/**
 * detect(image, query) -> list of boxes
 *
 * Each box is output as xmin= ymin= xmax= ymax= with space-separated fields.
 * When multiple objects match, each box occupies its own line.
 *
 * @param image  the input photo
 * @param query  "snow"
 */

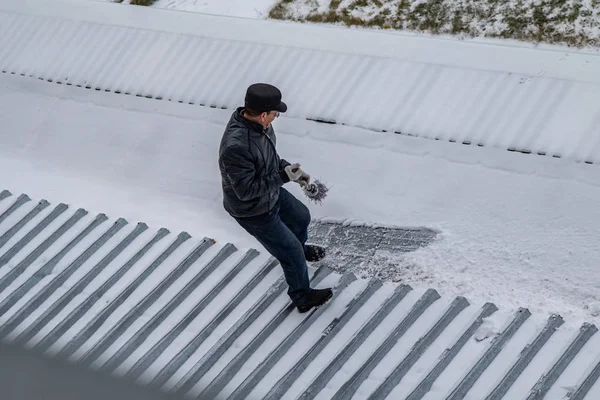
xmin=283 ymin=283 xmax=396 ymax=399
xmin=420 ymin=308 xmax=515 ymax=399
xmin=67 ymin=238 xmax=201 ymax=361
xmin=1 ymin=72 xmax=600 ymax=333
xmin=545 ymin=332 xmax=600 ymax=399
xmin=25 ymin=228 xmax=160 ymax=347
xmin=500 ymin=324 xmax=581 ymax=398
xmin=211 ymin=272 xmax=343 ymax=400
xmin=464 ymin=315 xmax=546 ymax=399
xmin=7 ymin=0 xmax=600 ymax=79
xmin=385 ymin=303 xmax=485 ymax=399
xmin=18 ymin=222 xmax=140 ymax=346
xmin=352 ymin=295 xmax=453 ymax=399
xmin=270 ymin=0 xmax=600 ymax=48
xmin=246 ymin=279 xmax=369 ymax=399
xmin=90 ymin=0 xmax=600 ymax=52
xmin=584 ymin=363 xmax=600 ymax=399
xmin=314 ymin=289 xmax=426 ymax=399
xmin=0 ymin=202 xmax=56 ymax=281
xmin=0 ymin=212 xmax=98 ymax=300
xmin=129 ymin=252 xmax=276 ymax=383
xmin=89 ymin=243 xmax=226 ymax=369
xmin=2 ymin=0 xmax=600 ymax=389
xmin=117 ymin=245 xmax=238 ymax=369
xmin=142 ymin=264 xmax=282 ymax=386
xmin=0 ymin=214 xmax=119 ymax=337
xmin=44 ymin=229 xmax=180 ymax=356
xmin=113 ymin=249 xmax=248 ymax=375
xmin=0 ymin=201 xmax=37 ymax=240
xmin=148 ymin=0 xmax=278 ymax=19
xmin=0 ymin=203 xmax=59 ymax=267
xmin=4 ymin=0 xmax=600 ymax=162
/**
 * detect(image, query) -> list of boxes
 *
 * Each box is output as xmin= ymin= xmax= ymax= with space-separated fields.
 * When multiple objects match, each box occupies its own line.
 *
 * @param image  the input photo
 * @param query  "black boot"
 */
xmin=297 ymin=288 xmax=333 ymax=313
xmin=304 ymin=244 xmax=326 ymax=262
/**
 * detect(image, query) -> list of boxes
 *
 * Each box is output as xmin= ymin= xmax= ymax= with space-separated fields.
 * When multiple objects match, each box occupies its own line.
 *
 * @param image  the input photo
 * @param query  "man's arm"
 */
xmin=279 ymin=158 xmax=291 ymax=170
xmin=222 ymin=146 xmax=290 ymax=201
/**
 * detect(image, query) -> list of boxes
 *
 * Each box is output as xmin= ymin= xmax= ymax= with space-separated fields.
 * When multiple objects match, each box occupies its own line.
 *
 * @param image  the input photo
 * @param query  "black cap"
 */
xmin=244 ymin=83 xmax=287 ymax=113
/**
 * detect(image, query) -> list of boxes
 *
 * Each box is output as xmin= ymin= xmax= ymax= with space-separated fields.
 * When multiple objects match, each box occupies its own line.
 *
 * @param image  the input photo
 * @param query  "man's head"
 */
xmin=243 ymin=83 xmax=287 ymax=129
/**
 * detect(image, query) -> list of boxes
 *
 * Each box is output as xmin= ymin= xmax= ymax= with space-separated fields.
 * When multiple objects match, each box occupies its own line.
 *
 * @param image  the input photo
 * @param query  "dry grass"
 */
xmin=268 ymin=0 xmax=600 ymax=48
xmin=129 ymin=0 xmax=157 ymax=6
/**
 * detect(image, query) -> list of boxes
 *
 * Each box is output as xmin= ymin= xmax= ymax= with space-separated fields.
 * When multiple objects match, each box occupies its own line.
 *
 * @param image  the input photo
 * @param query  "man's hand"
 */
xmin=284 ymin=163 xmax=311 ymax=187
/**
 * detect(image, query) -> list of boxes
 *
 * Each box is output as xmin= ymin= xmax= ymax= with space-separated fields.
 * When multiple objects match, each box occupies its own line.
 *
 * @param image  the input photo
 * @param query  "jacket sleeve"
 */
xmin=279 ymin=158 xmax=291 ymax=170
xmin=222 ymin=146 xmax=290 ymax=201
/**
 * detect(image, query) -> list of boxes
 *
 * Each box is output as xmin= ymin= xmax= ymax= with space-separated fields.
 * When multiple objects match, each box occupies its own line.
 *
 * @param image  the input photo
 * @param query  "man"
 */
xmin=218 ymin=83 xmax=333 ymax=313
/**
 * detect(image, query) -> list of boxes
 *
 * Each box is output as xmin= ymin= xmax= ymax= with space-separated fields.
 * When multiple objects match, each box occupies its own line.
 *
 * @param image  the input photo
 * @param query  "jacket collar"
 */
xmin=235 ymin=107 xmax=268 ymax=134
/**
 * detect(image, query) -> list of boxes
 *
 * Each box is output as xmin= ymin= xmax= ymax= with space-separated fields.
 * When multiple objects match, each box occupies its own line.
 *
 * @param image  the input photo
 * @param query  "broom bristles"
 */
xmin=303 ymin=179 xmax=329 ymax=204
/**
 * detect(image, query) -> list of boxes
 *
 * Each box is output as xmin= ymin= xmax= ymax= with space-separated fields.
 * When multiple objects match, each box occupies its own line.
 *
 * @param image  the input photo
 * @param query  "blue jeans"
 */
xmin=235 ymin=188 xmax=311 ymax=305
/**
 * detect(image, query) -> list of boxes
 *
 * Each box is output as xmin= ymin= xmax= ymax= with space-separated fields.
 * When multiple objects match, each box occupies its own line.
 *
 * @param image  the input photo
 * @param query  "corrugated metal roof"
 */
xmin=1 ymin=0 xmax=600 ymax=163
xmin=1 ymin=189 xmax=599 ymax=399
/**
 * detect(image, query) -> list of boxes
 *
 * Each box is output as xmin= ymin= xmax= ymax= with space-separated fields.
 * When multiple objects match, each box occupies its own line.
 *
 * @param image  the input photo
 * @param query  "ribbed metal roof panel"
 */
xmin=1 ymin=0 xmax=600 ymax=163
xmin=0 ymin=190 xmax=599 ymax=399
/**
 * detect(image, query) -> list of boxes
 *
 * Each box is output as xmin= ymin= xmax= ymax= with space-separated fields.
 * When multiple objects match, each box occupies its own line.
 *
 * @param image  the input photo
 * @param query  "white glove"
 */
xmin=284 ymin=163 xmax=311 ymax=187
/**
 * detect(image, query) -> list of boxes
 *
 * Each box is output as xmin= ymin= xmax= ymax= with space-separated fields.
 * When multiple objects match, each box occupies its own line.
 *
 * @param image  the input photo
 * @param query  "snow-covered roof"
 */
xmin=1 ymin=0 xmax=600 ymax=163
xmin=2 ymin=1 xmax=600 ymax=398
xmin=0 ymin=189 xmax=599 ymax=399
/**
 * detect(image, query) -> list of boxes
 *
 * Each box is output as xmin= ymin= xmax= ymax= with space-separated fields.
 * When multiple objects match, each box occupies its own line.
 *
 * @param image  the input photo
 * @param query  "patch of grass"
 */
xmin=307 ymin=9 xmax=367 ymax=25
xmin=268 ymin=0 xmax=600 ymax=48
xmin=348 ymin=0 xmax=370 ymax=10
xmin=503 ymin=0 xmax=531 ymax=40
xmin=407 ymin=0 xmax=449 ymax=33
xmin=130 ymin=0 xmax=157 ymax=5
xmin=330 ymin=0 xmax=343 ymax=10
xmin=371 ymin=8 xmax=392 ymax=28
xmin=269 ymin=3 xmax=289 ymax=19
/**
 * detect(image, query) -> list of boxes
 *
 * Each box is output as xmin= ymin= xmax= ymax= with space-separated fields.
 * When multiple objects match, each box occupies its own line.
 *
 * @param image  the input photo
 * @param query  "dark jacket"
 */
xmin=219 ymin=107 xmax=291 ymax=218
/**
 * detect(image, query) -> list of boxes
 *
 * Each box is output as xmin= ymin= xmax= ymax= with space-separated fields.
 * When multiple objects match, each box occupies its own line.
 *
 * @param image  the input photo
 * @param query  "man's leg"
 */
xmin=277 ymin=187 xmax=310 ymax=246
xmin=278 ymin=187 xmax=325 ymax=262
xmin=235 ymin=209 xmax=310 ymax=306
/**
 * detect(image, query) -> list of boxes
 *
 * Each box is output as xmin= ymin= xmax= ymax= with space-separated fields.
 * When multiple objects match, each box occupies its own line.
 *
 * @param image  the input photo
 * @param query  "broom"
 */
xmin=301 ymin=179 xmax=329 ymax=204
xmin=289 ymin=164 xmax=329 ymax=204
